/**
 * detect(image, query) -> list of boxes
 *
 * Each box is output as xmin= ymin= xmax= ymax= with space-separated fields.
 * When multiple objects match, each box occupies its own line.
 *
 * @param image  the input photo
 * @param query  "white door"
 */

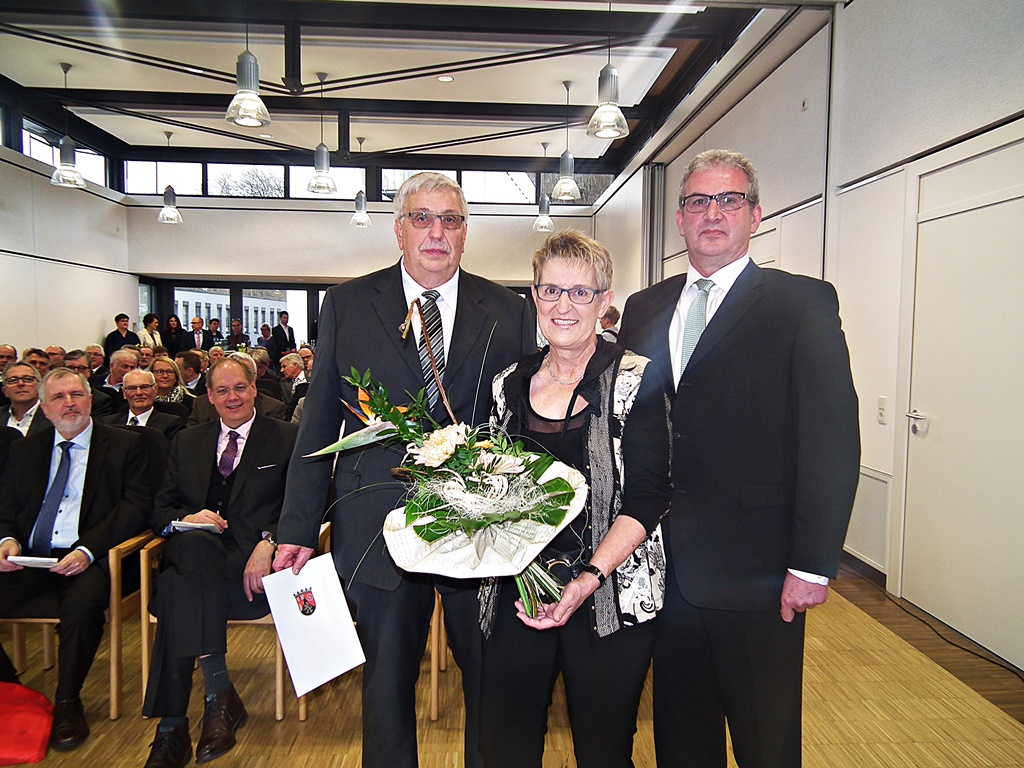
xmin=901 ymin=194 xmax=1024 ymax=668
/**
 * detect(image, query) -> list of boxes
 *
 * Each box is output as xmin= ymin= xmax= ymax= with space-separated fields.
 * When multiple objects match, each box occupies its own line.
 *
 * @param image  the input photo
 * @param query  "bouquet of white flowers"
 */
xmin=309 ymin=369 xmax=588 ymax=616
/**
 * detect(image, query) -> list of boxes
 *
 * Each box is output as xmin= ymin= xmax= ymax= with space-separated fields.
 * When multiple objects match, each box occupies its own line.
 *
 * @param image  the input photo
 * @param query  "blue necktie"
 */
xmin=31 ymin=441 xmax=74 ymax=557
xmin=679 ymin=278 xmax=714 ymax=379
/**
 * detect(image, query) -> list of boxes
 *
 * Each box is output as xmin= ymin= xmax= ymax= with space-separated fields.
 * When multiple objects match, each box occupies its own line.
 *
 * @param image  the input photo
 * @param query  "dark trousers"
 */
xmin=347 ymin=576 xmax=483 ymax=768
xmin=0 ymin=559 xmax=109 ymax=700
xmin=653 ymin=548 xmax=805 ymax=768
xmin=479 ymin=582 xmax=656 ymax=768
xmin=142 ymin=532 xmax=268 ymax=718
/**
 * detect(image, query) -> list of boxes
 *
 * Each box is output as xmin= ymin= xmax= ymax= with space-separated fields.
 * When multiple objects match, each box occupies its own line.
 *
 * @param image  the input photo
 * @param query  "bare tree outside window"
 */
xmin=209 ymin=164 xmax=285 ymax=197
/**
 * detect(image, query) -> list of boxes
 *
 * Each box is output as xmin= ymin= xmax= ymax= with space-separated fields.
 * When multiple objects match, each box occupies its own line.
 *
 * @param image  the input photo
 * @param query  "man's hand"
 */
xmin=183 ymin=509 xmax=229 ymax=533
xmin=51 ymin=549 xmax=91 ymax=577
xmin=0 ymin=540 xmax=23 ymax=572
xmin=243 ymin=540 xmax=276 ymax=601
xmin=272 ymin=544 xmax=314 ymax=575
xmin=780 ymin=571 xmax=829 ymax=622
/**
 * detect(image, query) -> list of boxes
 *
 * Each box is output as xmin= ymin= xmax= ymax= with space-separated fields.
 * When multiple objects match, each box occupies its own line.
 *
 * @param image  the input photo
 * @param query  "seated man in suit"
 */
xmin=141 ymin=357 xmax=299 ymax=768
xmin=1 ymin=362 xmax=48 ymax=436
xmin=249 ymin=347 xmax=282 ymax=401
xmin=92 ymin=349 xmax=139 ymax=412
xmin=0 ymin=345 xmax=16 ymax=408
xmin=85 ymin=345 xmax=108 ymax=382
xmin=21 ymin=348 xmax=51 ymax=377
xmin=297 ymin=344 xmax=314 ymax=381
xmin=176 ymin=351 xmax=206 ymax=396
xmin=101 ymin=369 xmax=184 ymax=442
xmin=46 ymin=346 xmax=67 ymax=369
xmin=64 ymin=350 xmax=115 ymax=417
xmin=0 ymin=368 xmax=149 ymax=751
xmin=187 ymin=353 xmax=286 ymax=427
xmin=277 ymin=353 xmax=308 ymax=421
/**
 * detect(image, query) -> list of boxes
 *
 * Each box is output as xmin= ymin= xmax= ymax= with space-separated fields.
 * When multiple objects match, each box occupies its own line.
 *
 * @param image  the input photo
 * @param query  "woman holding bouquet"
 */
xmin=479 ymin=230 xmax=671 ymax=767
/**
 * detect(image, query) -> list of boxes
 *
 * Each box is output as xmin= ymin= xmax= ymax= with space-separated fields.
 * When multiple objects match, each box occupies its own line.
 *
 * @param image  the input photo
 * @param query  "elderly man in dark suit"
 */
xmin=101 ymin=369 xmax=184 ymax=441
xmin=0 ymin=368 xmax=149 ymax=751
xmin=273 ymin=172 xmax=535 ymax=768
xmin=64 ymin=351 xmax=115 ymax=417
xmin=619 ymin=149 xmax=860 ymax=768
xmin=141 ymin=356 xmax=298 ymax=768
xmin=1 ymin=362 xmax=49 ymax=436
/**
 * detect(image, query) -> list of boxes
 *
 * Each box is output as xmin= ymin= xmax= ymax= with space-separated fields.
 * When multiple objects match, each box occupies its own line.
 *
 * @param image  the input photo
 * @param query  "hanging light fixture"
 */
xmin=533 ymin=143 xmax=555 ymax=232
xmin=157 ymin=132 xmax=182 ymax=223
xmin=587 ymin=2 xmax=629 ymax=140
xmin=308 ymin=72 xmax=337 ymax=194
xmin=225 ymin=24 xmax=271 ymax=127
xmin=349 ymin=138 xmax=372 ymax=228
xmin=550 ymin=81 xmax=581 ymax=202
xmin=50 ymin=63 xmax=86 ymax=189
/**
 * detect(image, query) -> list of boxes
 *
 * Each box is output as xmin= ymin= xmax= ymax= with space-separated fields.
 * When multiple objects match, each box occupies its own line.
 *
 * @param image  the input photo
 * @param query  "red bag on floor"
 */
xmin=0 ymin=683 xmax=52 ymax=765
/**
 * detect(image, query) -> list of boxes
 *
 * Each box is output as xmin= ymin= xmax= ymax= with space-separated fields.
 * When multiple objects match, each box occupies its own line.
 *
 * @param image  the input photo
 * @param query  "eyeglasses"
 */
xmin=65 ymin=365 xmax=90 ymax=373
xmin=123 ymin=384 xmax=154 ymax=393
xmin=681 ymin=191 xmax=750 ymax=214
xmin=400 ymin=211 xmax=466 ymax=230
xmin=534 ymin=284 xmax=606 ymax=305
xmin=152 ymin=369 xmax=177 ymax=376
xmin=211 ymin=383 xmax=253 ymax=398
xmin=3 ymin=375 xmax=37 ymax=386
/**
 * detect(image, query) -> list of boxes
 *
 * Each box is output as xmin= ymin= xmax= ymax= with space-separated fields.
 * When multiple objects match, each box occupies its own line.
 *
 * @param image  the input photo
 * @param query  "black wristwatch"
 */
xmin=581 ymin=563 xmax=607 ymax=585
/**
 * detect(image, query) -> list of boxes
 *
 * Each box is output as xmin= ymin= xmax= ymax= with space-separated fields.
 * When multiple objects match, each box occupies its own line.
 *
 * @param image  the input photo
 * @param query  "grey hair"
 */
xmin=393 ymin=172 xmax=467 ymax=220
xmin=227 ymin=351 xmax=257 ymax=373
xmin=679 ymin=149 xmax=760 ymax=210
xmin=280 ymin=353 xmax=302 ymax=368
xmin=39 ymin=367 xmax=89 ymax=401
xmin=110 ymin=349 xmax=138 ymax=367
xmin=123 ymin=368 xmax=156 ymax=386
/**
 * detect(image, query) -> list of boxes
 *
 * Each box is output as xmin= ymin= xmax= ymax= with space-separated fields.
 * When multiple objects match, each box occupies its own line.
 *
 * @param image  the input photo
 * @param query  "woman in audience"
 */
xmin=163 ymin=314 xmax=186 ymax=358
xmin=150 ymin=356 xmax=194 ymax=414
xmin=138 ymin=313 xmax=162 ymax=349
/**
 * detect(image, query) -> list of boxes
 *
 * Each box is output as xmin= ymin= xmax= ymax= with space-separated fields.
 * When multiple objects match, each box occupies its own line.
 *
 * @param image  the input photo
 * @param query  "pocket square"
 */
xmin=257 ymin=463 xmax=279 ymax=470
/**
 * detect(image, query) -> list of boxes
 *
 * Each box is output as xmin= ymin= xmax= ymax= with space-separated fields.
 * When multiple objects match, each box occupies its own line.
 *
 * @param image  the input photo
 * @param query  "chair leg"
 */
xmin=41 ymin=624 xmax=56 ymax=670
xmin=275 ymin=634 xmax=285 ymax=722
xmin=11 ymin=624 xmax=26 ymax=673
xmin=429 ymin=592 xmax=441 ymax=721
xmin=298 ymin=693 xmax=307 ymax=722
xmin=141 ymin=620 xmax=153 ymax=698
xmin=110 ymin=612 xmax=122 ymax=720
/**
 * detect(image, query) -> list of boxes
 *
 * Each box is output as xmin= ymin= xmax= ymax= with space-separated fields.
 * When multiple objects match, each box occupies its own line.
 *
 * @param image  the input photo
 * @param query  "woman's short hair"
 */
xmin=531 ymin=229 xmax=613 ymax=292
xmin=393 ymin=172 xmax=467 ymax=219
xmin=143 ymin=312 xmax=159 ymax=327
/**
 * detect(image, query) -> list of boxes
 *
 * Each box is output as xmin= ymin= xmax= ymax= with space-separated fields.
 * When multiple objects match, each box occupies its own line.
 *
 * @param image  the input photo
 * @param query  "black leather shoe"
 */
xmin=50 ymin=697 xmax=90 ymax=751
xmin=144 ymin=721 xmax=192 ymax=768
xmin=195 ymin=684 xmax=248 ymax=764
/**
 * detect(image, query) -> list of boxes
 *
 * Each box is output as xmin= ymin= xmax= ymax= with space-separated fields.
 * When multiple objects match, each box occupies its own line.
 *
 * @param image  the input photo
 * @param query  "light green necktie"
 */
xmin=679 ymin=278 xmax=714 ymax=379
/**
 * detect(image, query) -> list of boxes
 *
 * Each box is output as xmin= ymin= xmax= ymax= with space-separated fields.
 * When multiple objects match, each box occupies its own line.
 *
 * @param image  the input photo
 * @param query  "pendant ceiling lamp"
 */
xmin=550 ymin=81 xmax=581 ymax=202
xmin=533 ymin=143 xmax=555 ymax=232
xmin=157 ymin=132 xmax=182 ymax=223
xmin=50 ymin=63 xmax=86 ymax=189
xmin=350 ymin=138 xmax=373 ymax=228
xmin=308 ymin=72 xmax=337 ymax=194
xmin=586 ymin=3 xmax=629 ymax=140
xmin=225 ymin=24 xmax=271 ymax=127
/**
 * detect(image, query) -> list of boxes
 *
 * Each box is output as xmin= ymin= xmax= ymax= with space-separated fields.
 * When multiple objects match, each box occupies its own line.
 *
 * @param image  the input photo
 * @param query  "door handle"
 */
xmin=906 ymin=409 xmax=929 ymax=435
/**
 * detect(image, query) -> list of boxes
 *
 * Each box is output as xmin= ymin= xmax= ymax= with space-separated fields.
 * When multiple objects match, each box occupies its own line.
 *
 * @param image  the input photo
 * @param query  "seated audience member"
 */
xmin=141 ymin=357 xmax=298 ymax=768
xmin=298 ymin=344 xmax=314 ymax=381
xmin=139 ymin=313 xmax=163 ymax=350
xmin=290 ymin=396 xmax=304 ymax=425
xmin=0 ymin=362 xmax=47 ymax=436
xmin=0 ymin=368 xmax=149 ymax=751
xmin=599 ymin=305 xmax=620 ymax=342
xmin=22 ymin=348 xmax=51 ymax=377
xmin=46 ymin=346 xmax=67 ymax=369
xmin=224 ymin=319 xmax=250 ymax=350
xmin=278 ymin=353 xmax=308 ymax=422
xmin=101 ymin=369 xmax=184 ymax=442
xmin=0 ymin=345 xmax=16 ymax=408
xmin=187 ymin=353 xmax=285 ymax=427
xmin=62 ymin=351 xmax=115 ymax=418
xmin=0 ymin=426 xmax=19 ymax=474
xmin=93 ymin=349 xmax=139 ymax=411
xmin=209 ymin=346 xmax=226 ymax=363
xmin=200 ymin=350 xmax=211 ymax=373
xmin=85 ymin=345 xmax=108 ymax=381
xmin=103 ymin=313 xmax=142 ymax=361
xmin=162 ymin=315 xmax=185 ymax=359
xmin=153 ymin=345 xmax=169 ymax=358
xmin=138 ymin=346 xmax=155 ymax=369
xmin=151 ymin=357 xmax=196 ymax=415
xmin=255 ymin=324 xmax=275 ymax=358
xmin=176 ymin=351 xmax=207 ymax=396
xmin=208 ymin=318 xmax=225 ymax=345
xmin=249 ymin=348 xmax=281 ymax=401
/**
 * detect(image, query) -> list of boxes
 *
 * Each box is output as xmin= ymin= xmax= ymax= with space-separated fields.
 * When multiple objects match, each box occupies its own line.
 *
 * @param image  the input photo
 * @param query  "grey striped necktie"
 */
xmin=679 ymin=278 xmax=714 ymax=379
xmin=419 ymin=290 xmax=445 ymax=408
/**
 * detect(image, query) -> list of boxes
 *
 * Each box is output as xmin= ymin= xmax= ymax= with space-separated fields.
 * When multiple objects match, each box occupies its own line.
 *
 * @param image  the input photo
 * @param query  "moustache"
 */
xmin=419 ymin=240 xmax=451 ymax=254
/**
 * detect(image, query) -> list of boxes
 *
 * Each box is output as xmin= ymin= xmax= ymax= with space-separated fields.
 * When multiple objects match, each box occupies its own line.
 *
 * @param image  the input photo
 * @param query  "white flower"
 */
xmin=475 ymin=450 xmax=526 ymax=475
xmin=478 ymin=473 xmax=510 ymax=498
xmin=407 ymin=423 xmax=470 ymax=468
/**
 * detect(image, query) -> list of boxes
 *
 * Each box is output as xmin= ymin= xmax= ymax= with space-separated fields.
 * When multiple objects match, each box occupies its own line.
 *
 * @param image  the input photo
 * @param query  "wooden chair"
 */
xmin=428 ymin=590 xmax=448 ymax=721
xmin=139 ymin=523 xmax=333 ymax=722
xmin=1 ymin=530 xmax=156 ymax=720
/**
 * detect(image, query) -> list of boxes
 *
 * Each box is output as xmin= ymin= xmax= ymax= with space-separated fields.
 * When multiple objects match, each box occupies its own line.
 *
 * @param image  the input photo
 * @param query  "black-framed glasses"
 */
xmin=3 ymin=375 xmax=37 ymax=386
xmin=682 ymin=191 xmax=750 ymax=214
xmin=534 ymin=284 xmax=606 ymax=305
xmin=400 ymin=211 xmax=466 ymax=230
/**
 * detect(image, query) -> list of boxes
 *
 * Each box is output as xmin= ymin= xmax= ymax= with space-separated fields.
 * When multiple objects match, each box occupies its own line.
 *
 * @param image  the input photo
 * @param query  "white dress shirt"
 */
xmin=125 ymin=407 xmax=154 ymax=427
xmin=7 ymin=401 xmax=39 ymax=436
xmin=401 ymin=262 xmax=459 ymax=361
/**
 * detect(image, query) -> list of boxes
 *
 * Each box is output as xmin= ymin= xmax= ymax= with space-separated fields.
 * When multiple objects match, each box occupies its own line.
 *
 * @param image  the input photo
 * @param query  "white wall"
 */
xmin=594 ymin=171 xmax=644 ymax=305
xmin=0 ymin=149 xmax=138 ymax=352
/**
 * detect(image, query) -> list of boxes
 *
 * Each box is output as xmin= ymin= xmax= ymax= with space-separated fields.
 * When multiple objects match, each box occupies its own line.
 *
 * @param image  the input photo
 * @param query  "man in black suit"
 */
xmin=224 ymin=318 xmax=250 ymax=350
xmin=1 ymin=362 xmax=49 ymax=436
xmin=187 ymin=317 xmax=215 ymax=352
xmin=618 ymin=150 xmax=860 ymax=767
xmin=277 ymin=353 xmax=308 ymax=421
xmin=270 ymin=311 xmax=296 ymax=367
xmin=101 ymin=369 xmax=183 ymax=441
xmin=0 ymin=368 xmax=149 ymax=751
xmin=91 ymin=349 xmax=139 ymax=412
xmin=0 ymin=344 xmax=16 ymax=409
xmin=186 ymin=353 xmax=286 ymax=427
xmin=64 ymin=351 xmax=115 ymax=417
xmin=85 ymin=345 xmax=109 ymax=382
xmin=273 ymin=173 xmax=536 ymax=768
xmin=176 ymin=351 xmax=207 ymax=397
xmin=141 ymin=357 xmax=298 ymax=768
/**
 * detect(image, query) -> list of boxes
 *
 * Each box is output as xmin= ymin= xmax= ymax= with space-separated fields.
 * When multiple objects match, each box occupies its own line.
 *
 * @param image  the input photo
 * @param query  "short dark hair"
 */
xmin=114 ymin=313 xmax=130 ymax=323
xmin=177 ymin=350 xmax=202 ymax=373
xmin=22 ymin=347 xmax=48 ymax=360
xmin=143 ymin=312 xmax=159 ymax=326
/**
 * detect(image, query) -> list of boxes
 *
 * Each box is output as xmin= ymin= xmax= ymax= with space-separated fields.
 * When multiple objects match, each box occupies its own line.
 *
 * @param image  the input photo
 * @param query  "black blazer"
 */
xmin=619 ymin=261 xmax=860 ymax=611
xmin=271 ymin=325 xmax=296 ymax=362
xmin=0 ymin=422 xmax=150 ymax=567
xmin=101 ymin=409 xmax=184 ymax=442
xmin=152 ymin=416 xmax=298 ymax=557
xmin=0 ymin=406 xmax=50 ymax=437
xmin=183 ymin=330 xmax=215 ymax=351
xmin=186 ymin=391 xmax=286 ymax=427
xmin=277 ymin=262 xmax=537 ymax=590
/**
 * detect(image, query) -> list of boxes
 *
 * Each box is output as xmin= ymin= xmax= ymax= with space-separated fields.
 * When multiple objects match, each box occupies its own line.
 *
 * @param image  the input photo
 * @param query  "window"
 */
xmin=382 ymin=169 xmax=457 ymax=201
xmin=540 ymin=172 xmax=615 ymax=206
xmin=22 ymin=124 xmax=107 ymax=187
xmin=138 ymin=284 xmax=154 ymax=326
xmin=462 ymin=171 xmax=536 ymax=204
xmin=208 ymin=163 xmax=285 ymax=197
xmin=289 ymin=165 xmax=367 ymax=199
xmin=125 ymin=161 xmax=203 ymax=195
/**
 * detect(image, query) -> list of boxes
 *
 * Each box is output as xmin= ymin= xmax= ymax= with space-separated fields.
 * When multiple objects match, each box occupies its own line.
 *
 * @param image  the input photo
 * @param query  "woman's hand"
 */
xmin=514 ymin=572 xmax=601 ymax=630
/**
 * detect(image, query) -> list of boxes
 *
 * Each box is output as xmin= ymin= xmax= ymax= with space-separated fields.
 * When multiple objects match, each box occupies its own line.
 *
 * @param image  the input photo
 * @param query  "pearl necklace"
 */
xmin=545 ymin=355 xmax=585 ymax=386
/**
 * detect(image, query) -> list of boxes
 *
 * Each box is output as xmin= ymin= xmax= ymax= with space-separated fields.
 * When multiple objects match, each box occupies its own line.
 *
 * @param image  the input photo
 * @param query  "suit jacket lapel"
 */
xmin=80 ymin=425 xmax=108 ymax=518
xmin=370 ymin=263 xmax=423 ymax=381
xmin=26 ymin=435 xmax=53 ymax=524
xmin=193 ymin=424 xmax=218 ymax=504
xmin=445 ymin=273 xmax=489 ymax=385
xmin=685 ymin=260 xmax=763 ymax=373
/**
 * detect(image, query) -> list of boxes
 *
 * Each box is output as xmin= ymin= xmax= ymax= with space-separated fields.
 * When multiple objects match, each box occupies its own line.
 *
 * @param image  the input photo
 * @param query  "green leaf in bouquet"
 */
xmin=526 ymin=453 xmax=555 ymax=482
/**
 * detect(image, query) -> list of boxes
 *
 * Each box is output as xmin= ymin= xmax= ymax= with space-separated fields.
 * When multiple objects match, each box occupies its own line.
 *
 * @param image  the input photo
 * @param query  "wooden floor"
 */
xmin=3 ymin=566 xmax=1024 ymax=767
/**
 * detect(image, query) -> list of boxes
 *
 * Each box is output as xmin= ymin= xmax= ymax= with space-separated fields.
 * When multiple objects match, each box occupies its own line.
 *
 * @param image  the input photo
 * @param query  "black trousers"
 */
xmin=346 ymin=576 xmax=483 ymax=768
xmin=142 ymin=531 xmax=268 ymax=718
xmin=0 ymin=556 xmax=109 ymax=700
xmin=652 ymin=548 xmax=805 ymax=768
xmin=479 ymin=581 xmax=656 ymax=768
